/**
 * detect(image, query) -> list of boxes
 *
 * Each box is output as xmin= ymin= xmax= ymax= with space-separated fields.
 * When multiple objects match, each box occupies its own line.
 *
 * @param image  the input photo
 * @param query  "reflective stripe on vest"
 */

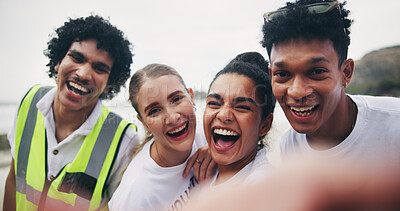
xmin=15 ymin=85 xmax=52 ymax=209
xmin=14 ymin=85 xmax=131 ymax=210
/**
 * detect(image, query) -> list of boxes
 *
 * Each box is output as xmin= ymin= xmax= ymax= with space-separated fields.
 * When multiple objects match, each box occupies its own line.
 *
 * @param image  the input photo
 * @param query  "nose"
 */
xmin=164 ymin=107 xmax=181 ymax=125
xmin=216 ymin=105 xmax=233 ymax=123
xmin=75 ymin=64 xmax=93 ymax=82
xmin=287 ymin=76 xmax=313 ymax=101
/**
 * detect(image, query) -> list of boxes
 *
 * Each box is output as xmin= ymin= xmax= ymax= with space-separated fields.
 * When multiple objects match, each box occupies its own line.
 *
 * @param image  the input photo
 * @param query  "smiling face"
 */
xmin=204 ymin=73 xmax=272 ymax=169
xmin=269 ymin=38 xmax=353 ymax=136
xmin=136 ymin=75 xmax=196 ymax=155
xmin=54 ymin=39 xmax=113 ymax=113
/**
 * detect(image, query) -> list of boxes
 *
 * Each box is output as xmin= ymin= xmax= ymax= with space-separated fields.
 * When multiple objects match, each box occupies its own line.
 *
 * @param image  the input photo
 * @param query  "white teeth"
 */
xmin=168 ymin=123 xmax=187 ymax=134
xmin=294 ymin=111 xmax=312 ymax=117
xmin=69 ymin=82 xmax=89 ymax=93
xmin=213 ymin=128 xmax=238 ymax=136
xmin=290 ymin=105 xmax=316 ymax=117
xmin=290 ymin=105 xmax=315 ymax=112
xmin=71 ymin=90 xmax=80 ymax=96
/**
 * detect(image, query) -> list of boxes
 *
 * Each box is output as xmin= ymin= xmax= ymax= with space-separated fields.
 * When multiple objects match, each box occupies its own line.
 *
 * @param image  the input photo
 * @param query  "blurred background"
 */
xmin=1 ymin=0 xmax=399 ymax=207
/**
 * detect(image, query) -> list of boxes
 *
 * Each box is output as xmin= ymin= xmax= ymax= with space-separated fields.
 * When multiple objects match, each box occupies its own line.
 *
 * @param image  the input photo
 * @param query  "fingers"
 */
xmin=184 ymin=145 xmax=215 ymax=184
xmin=183 ymin=152 xmax=198 ymax=178
xmin=198 ymin=155 xmax=215 ymax=184
xmin=193 ymin=156 xmax=203 ymax=183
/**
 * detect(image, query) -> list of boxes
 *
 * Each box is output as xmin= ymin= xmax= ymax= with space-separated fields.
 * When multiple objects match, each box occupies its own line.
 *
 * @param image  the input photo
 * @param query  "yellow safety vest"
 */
xmin=14 ymin=85 xmax=134 ymax=210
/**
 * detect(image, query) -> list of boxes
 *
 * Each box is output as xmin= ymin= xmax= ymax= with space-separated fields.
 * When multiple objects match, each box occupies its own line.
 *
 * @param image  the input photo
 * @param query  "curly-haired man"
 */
xmin=4 ymin=15 xmax=139 ymax=210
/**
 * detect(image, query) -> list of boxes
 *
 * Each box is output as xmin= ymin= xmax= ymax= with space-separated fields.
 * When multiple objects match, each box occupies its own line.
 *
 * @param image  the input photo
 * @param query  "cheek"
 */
xmin=272 ymin=83 xmax=286 ymax=99
xmin=144 ymin=118 xmax=163 ymax=133
xmin=97 ymin=75 xmax=110 ymax=88
xmin=319 ymin=82 xmax=342 ymax=99
xmin=203 ymin=110 xmax=214 ymax=142
xmin=203 ymin=109 xmax=213 ymax=126
xmin=240 ymin=116 xmax=262 ymax=135
xmin=183 ymin=104 xmax=195 ymax=117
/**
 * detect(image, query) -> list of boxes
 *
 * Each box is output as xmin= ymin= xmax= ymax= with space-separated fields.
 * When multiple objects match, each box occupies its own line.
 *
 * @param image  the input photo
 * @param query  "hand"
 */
xmin=183 ymin=145 xmax=216 ymax=184
xmin=186 ymin=157 xmax=400 ymax=211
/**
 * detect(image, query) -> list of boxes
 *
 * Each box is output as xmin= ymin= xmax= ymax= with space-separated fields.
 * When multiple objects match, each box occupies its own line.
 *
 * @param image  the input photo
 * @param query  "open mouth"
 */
xmin=67 ymin=81 xmax=90 ymax=96
xmin=166 ymin=122 xmax=189 ymax=138
xmin=212 ymin=128 xmax=240 ymax=150
xmin=290 ymin=105 xmax=319 ymax=117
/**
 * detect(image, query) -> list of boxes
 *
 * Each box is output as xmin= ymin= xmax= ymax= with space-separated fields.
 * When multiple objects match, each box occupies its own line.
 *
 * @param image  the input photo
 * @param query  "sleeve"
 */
xmin=7 ymin=107 xmax=18 ymax=159
xmin=7 ymin=87 xmax=32 ymax=159
xmin=106 ymin=125 xmax=140 ymax=198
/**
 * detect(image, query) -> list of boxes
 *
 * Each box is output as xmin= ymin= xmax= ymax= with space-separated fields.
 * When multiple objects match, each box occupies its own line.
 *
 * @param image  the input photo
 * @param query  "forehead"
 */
xmin=270 ymin=38 xmax=338 ymax=65
xmin=209 ymin=73 xmax=256 ymax=99
xmin=137 ymin=75 xmax=186 ymax=102
xmin=69 ymin=39 xmax=113 ymax=61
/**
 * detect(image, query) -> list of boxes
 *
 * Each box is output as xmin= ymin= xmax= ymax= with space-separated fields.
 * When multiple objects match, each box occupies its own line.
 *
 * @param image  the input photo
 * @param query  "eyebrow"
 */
xmin=207 ymin=93 xmax=257 ymax=105
xmin=273 ymin=61 xmax=286 ymax=68
xmin=68 ymin=49 xmax=112 ymax=71
xmin=144 ymin=102 xmax=159 ymax=114
xmin=309 ymin=57 xmax=330 ymax=64
xmin=233 ymin=97 xmax=257 ymax=105
xmin=69 ymin=50 xmax=85 ymax=59
xmin=143 ymin=90 xmax=185 ymax=113
xmin=273 ymin=57 xmax=330 ymax=68
xmin=167 ymin=90 xmax=184 ymax=100
xmin=207 ymin=93 xmax=222 ymax=100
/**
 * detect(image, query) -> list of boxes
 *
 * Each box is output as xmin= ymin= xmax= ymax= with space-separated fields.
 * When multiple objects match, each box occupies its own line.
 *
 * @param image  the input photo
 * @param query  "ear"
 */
xmin=54 ymin=63 xmax=60 ymax=73
xmin=259 ymin=113 xmax=273 ymax=137
xmin=341 ymin=59 xmax=355 ymax=87
xmin=188 ymin=88 xmax=195 ymax=106
xmin=103 ymin=85 xmax=109 ymax=94
xmin=268 ymin=66 xmax=272 ymax=77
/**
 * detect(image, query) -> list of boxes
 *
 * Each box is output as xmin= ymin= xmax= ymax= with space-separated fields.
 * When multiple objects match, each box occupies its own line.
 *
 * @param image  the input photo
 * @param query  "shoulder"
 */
xmin=279 ymin=128 xmax=306 ymax=161
xmin=242 ymin=148 xmax=271 ymax=184
xmin=279 ymin=128 xmax=303 ymax=149
xmin=350 ymin=95 xmax=400 ymax=115
xmin=253 ymin=148 xmax=271 ymax=170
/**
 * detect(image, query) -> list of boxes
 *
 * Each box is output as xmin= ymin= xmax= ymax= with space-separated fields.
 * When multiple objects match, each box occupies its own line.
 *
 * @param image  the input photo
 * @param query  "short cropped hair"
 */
xmin=44 ymin=15 xmax=133 ymax=100
xmin=261 ymin=0 xmax=352 ymax=66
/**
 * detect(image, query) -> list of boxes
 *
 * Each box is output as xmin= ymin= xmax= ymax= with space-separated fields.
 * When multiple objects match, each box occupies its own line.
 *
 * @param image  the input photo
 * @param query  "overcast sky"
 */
xmin=1 ymin=0 xmax=399 ymax=103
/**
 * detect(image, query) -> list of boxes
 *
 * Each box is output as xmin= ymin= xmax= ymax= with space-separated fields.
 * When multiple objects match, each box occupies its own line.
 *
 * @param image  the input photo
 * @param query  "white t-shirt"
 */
xmin=108 ymin=122 xmax=207 ymax=211
xmin=7 ymin=88 xmax=139 ymax=197
xmin=279 ymin=95 xmax=400 ymax=166
xmin=208 ymin=147 xmax=271 ymax=189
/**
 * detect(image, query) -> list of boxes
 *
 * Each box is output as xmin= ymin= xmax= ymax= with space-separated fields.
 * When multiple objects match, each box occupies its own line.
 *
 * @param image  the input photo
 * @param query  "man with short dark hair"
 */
xmin=4 ymin=15 xmax=139 ymax=210
xmin=262 ymin=0 xmax=400 ymax=183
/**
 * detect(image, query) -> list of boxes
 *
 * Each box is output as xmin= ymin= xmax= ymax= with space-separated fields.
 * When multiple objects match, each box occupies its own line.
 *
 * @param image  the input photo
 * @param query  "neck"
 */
xmin=307 ymin=95 xmax=357 ymax=150
xmin=215 ymin=149 xmax=257 ymax=185
xmin=150 ymin=141 xmax=192 ymax=167
xmin=52 ymin=98 xmax=95 ymax=142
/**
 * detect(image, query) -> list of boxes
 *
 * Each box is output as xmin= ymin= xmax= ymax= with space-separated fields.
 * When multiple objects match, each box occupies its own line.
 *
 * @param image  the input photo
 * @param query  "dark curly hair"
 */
xmin=44 ymin=15 xmax=133 ymax=100
xmin=209 ymin=52 xmax=276 ymax=146
xmin=261 ymin=0 xmax=352 ymax=67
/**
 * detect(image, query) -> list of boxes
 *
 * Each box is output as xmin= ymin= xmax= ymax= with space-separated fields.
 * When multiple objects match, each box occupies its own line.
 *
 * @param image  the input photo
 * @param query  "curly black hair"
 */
xmin=44 ymin=15 xmax=133 ymax=100
xmin=261 ymin=0 xmax=352 ymax=67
